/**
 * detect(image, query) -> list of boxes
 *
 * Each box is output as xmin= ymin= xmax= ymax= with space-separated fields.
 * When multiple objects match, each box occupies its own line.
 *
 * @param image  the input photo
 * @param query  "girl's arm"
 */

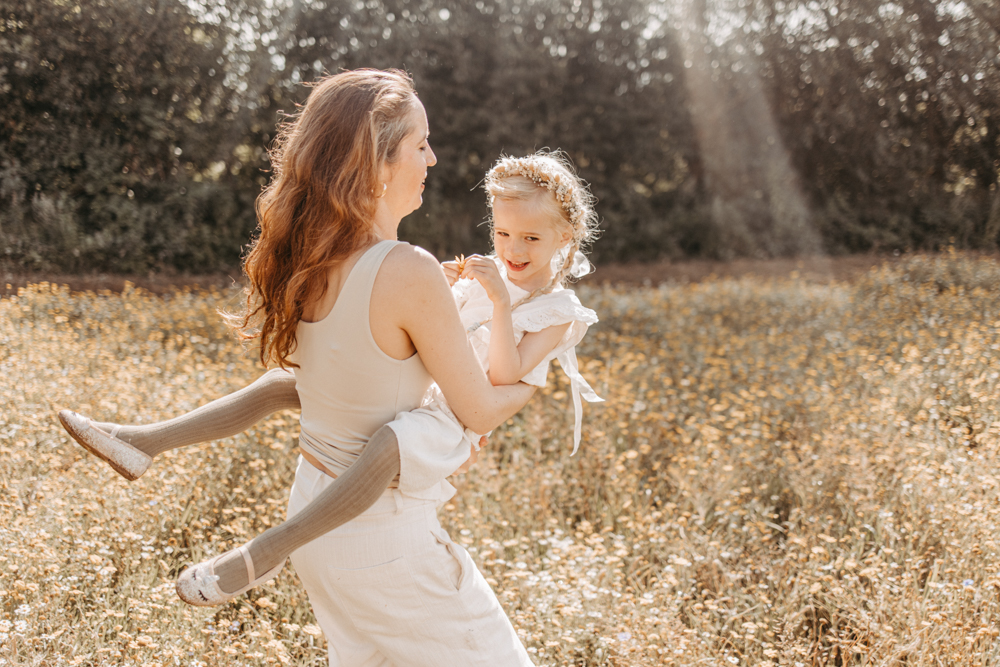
xmin=375 ymin=246 xmax=536 ymax=435
xmin=488 ymin=318 xmax=570 ymax=386
xmin=461 ymin=256 xmax=570 ymax=386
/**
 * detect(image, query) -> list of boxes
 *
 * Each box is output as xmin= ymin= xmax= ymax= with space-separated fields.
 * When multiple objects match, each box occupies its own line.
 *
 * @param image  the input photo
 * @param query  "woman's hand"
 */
xmin=461 ymin=255 xmax=510 ymax=308
xmin=453 ymin=436 xmax=488 ymax=475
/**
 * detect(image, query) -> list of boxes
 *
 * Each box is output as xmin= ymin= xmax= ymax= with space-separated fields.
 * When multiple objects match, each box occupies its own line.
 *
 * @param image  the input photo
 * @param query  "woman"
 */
xmin=232 ymin=69 xmax=536 ymax=665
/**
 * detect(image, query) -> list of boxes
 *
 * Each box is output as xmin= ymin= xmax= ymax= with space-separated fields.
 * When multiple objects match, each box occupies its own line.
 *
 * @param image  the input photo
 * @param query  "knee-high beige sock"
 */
xmin=92 ymin=368 xmax=300 ymax=459
xmin=212 ymin=425 xmax=401 ymax=594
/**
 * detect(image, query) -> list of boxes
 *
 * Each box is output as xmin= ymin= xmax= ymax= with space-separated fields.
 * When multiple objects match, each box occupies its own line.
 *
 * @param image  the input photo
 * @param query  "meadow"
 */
xmin=1 ymin=254 xmax=999 ymax=666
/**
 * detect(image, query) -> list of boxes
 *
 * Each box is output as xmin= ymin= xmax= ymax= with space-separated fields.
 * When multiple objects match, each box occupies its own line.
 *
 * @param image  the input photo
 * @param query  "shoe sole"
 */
xmin=58 ymin=411 xmax=147 ymax=481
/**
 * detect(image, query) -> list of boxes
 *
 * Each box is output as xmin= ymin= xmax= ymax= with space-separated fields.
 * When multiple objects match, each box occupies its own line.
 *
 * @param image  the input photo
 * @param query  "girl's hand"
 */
xmin=461 ymin=255 xmax=510 ymax=307
xmin=441 ymin=260 xmax=462 ymax=287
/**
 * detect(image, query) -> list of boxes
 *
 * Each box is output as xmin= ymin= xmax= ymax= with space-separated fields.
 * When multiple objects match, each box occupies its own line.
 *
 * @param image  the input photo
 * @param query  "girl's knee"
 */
xmin=372 ymin=425 xmax=399 ymax=446
xmin=263 ymin=367 xmax=295 ymax=381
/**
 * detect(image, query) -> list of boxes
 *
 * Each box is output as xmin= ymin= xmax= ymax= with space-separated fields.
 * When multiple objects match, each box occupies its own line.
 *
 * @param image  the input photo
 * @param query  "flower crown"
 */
xmin=487 ymin=156 xmax=588 ymax=237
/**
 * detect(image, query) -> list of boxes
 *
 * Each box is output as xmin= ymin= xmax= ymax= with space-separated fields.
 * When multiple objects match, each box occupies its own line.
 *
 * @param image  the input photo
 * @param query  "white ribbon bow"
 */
xmin=551 ymin=247 xmax=593 ymax=279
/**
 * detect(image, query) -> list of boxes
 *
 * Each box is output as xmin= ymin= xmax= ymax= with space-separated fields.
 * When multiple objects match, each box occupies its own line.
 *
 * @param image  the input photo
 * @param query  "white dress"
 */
xmin=388 ymin=258 xmax=602 ymax=498
xmin=287 ymin=243 xmax=535 ymax=667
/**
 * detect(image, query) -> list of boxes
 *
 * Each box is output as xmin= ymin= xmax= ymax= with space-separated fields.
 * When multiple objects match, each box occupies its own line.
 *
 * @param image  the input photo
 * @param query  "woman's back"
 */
xmin=291 ymin=240 xmax=432 ymax=476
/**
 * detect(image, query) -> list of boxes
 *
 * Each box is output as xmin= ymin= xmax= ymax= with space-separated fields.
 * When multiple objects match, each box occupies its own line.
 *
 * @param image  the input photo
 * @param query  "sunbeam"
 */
xmin=670 ymin=0 xmax=827 ymax=266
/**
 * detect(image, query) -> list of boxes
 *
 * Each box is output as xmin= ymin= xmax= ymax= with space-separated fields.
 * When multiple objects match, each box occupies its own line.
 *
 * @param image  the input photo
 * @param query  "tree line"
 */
xmin=1 ymin=0 xmax=998 ymax=272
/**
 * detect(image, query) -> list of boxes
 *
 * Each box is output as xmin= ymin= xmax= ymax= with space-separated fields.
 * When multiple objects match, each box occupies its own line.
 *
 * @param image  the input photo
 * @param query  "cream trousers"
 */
xmin=287 ymin=457 xmax=534 ymax=667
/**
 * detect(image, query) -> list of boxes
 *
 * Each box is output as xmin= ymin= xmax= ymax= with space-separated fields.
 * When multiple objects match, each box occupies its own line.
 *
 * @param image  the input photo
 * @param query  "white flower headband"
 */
xmin=487 ymin=156 xmax=588 ymax=237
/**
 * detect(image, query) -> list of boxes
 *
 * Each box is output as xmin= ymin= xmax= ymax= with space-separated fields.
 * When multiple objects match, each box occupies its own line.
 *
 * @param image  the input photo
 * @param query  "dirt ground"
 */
xmin=0 ymin=253 xmax=972 ymax=296
xmin=581 ymin=254 xmax=894 ymax=286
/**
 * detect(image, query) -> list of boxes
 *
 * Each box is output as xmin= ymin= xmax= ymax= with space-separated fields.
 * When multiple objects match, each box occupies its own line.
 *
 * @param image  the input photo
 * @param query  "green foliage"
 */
xmin=741 ymin=0 xmax=1000 ymax=254
xmin=1 ymin=0 xmax=999 ymax=271
xmin=0 ymin=0 xmax=261 ymax=271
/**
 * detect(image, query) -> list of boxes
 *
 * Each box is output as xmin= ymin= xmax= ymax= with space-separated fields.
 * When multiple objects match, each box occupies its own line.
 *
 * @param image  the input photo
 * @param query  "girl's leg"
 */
xmin=93 ymin=367 xmax=299 ymax=459
xmin=184 ymin=425 xmax=402 ymax=596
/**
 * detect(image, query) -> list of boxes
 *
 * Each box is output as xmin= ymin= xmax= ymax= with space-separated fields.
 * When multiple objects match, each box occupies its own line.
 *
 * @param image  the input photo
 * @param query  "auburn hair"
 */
xmin=231 ymin=69 xmax=418 ymax=368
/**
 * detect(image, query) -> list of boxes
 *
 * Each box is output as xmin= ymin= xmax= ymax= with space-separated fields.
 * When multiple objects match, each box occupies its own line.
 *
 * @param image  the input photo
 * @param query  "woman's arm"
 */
xmin=372 ymin=246 xmax=535 ymax=434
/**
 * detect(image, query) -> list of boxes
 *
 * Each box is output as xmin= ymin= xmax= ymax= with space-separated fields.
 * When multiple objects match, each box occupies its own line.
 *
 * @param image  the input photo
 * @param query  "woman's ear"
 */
xmin=377 ymin=161 xmax=393 ymax=193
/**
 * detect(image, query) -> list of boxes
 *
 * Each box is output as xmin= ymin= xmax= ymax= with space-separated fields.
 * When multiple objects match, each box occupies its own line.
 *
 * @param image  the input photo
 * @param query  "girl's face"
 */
xmin=381 ymin=100 xmax=436 ymax=219
xmin=492 ymin=196 xmax=572 ymax=292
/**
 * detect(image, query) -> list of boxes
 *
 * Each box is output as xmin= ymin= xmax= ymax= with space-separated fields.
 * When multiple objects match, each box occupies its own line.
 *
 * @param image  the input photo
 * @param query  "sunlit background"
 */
xmin=2 ymin=0 xmax=998 ymax=273
xmin=4 ymin=3 xmax=1000 ymax=666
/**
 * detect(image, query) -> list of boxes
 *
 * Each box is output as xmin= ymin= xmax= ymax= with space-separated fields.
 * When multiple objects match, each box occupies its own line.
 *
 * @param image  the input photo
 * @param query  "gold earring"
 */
xmin=375 ymin=183 xmax=387 ymax=198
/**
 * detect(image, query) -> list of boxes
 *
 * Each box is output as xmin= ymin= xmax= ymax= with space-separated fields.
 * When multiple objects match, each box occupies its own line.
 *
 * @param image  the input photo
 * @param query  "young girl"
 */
xmin=60 ymin=151 xmax=602 ymax=606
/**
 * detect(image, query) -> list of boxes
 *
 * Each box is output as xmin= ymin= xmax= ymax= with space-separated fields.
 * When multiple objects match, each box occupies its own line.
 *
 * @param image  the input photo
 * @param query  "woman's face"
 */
xmin=381 ymin=100 xmax=436 ymax=219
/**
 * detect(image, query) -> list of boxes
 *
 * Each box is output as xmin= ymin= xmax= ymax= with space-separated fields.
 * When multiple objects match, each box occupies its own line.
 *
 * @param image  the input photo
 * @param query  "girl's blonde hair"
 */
xmin=233 ymin=69 xmax=418 ymax=368
xmin=484 ymin=150 xmax=598 ymax=308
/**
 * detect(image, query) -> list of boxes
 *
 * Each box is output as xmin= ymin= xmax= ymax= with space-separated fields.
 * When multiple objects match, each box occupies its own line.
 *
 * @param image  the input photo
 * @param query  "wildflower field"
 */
xmin=2 ymin=254 xmax=1000 ymax=666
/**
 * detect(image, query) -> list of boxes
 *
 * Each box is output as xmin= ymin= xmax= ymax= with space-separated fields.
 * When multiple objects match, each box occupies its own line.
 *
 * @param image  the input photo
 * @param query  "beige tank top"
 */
xmin=290 ymin=240 xmax=432 ymax=477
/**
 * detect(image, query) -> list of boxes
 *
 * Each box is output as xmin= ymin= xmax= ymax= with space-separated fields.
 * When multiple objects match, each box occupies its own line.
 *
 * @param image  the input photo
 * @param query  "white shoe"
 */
xmin=58 ymin=410 xmax=152 ymax=481
xmin=175 ymin=542 xmax=285 ymax=607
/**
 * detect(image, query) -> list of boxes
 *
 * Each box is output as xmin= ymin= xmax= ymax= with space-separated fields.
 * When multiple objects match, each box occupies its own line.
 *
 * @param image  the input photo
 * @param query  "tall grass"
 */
xmin=1 ymin=255 xmax=999 ymax=666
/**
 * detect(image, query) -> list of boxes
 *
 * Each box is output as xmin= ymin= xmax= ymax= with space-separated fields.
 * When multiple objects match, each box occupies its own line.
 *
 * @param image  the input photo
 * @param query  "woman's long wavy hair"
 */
xmin=231 ymin=69 xmax=418 ymax=368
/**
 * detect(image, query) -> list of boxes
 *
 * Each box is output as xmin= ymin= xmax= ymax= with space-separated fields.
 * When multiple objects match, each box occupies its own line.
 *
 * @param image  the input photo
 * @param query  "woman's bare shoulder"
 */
xmin=385 ymin=241 xmax=438 ymax=266
xmin=370 ymin=242 xmax=459 ymax=358
xmin=380 ymin=242 xmax=447 ymax=289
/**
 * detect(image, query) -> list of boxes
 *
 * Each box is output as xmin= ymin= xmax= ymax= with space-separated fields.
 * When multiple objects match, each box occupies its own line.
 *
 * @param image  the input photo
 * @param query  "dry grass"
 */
xmin=2 ymin=253 xmax=1000 ymax=666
